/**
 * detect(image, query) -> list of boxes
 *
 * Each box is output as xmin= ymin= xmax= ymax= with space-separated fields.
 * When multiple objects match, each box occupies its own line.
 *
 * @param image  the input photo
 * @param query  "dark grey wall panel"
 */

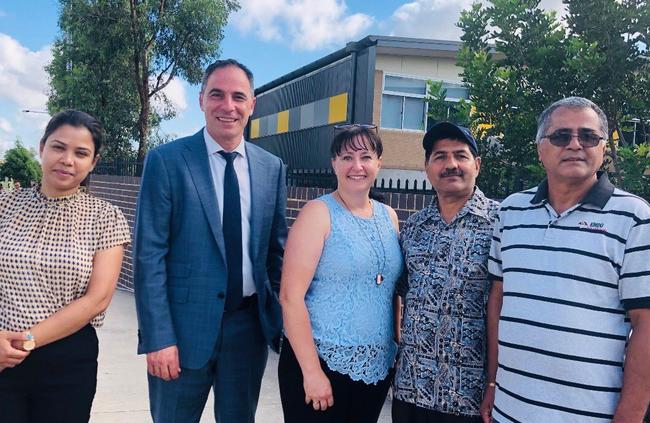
xmin=251 ymin=56 xmax=355 ymax=169
xmin=253 ymin=57 xmax=354 ymax=117
xmin=353 ymin=45 xmax=376 ymax=125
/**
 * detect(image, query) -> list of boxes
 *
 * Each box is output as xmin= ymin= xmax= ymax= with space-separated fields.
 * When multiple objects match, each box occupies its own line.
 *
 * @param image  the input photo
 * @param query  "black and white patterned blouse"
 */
xmin=0 ymin=186 xmax=130 ymax=332
xmin=394 ymin=187 xmax=499 ymax=416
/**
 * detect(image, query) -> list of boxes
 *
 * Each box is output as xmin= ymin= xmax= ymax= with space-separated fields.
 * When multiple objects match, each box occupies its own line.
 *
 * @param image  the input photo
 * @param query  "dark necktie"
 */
xmin=218 ymin=151 xmax=243 ymax=311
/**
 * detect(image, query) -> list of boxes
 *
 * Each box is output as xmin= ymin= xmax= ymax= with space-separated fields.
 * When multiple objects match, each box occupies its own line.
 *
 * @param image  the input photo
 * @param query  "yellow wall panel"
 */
xmin=277 ymin=110 xmax=289 ymax=134
xmin=250 ymin=118 xmax=260 ymax=139
xmin=328 ymin=93 xmax=348 ymax=124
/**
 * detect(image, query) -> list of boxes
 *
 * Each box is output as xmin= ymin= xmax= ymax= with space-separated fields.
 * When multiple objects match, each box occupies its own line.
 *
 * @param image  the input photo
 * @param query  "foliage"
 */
xmin=0 ymin=140 xmax=42 ymax=187
xmin=47 ymin=0 xmax=239 ymax=162
xmin=615 ymin=144 xmax=650 ymax=200
xmin=425 ymin=80 xmax=472 ymax=126
xmin=47 ymin=0 xmax=139 ymax=161
xmin=457 ymin=0 xmax=650 ymax=199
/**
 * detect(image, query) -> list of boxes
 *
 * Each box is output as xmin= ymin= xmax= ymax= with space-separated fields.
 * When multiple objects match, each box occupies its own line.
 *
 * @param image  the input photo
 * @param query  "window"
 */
xmin=380 ymin=74 xmax=469 ymax=131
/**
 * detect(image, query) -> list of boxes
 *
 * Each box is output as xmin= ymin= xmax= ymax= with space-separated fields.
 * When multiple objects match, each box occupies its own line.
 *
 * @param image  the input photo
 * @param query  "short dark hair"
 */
xmin=40 ymin=110 xmax=104 ymax=157
xmin=201 ymin=59 xmax=254 ymax=94
xmin=330 ymin=125 xmax=383 ymax=159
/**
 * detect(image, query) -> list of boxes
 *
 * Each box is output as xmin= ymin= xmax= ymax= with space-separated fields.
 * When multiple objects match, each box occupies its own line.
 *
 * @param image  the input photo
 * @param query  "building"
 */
xmin=247 ymin=35 xmax=468 ymax=188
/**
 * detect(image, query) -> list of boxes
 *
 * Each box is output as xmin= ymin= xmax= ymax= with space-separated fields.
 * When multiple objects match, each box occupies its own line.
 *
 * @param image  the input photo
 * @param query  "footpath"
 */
xmin=90 ymin=289 xmax=391 ymax=422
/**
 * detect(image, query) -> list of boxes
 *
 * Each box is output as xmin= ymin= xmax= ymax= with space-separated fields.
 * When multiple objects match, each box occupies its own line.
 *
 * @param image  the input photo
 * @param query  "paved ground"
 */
xmin=91 ymin=289 xmax=391 ymax=422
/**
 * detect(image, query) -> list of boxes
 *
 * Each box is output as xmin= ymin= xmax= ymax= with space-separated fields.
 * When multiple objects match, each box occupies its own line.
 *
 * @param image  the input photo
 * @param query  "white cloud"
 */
xmin=0 ymin=117 xmax=12 ymax=133
xmin=384 ymin=0 xmax=568 ymax=41
xmin=231 ymin=0 xmax=373 ymax=51
xmin=152 ymin=77 xmax=188 ymax=114
xmin=384 ymin=0 xmax=474 ymax=41
xmin=0 ymin=33 xmax=52 ymax=110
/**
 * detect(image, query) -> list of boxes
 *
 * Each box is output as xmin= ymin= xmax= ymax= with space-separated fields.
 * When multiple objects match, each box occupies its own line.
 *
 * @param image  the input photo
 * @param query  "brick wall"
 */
xmin=90 ymin=175 xmax=433 ymax=291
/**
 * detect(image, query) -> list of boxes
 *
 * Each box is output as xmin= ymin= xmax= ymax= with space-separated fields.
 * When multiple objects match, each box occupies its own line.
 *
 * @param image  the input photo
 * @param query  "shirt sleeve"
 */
xmin=96 ymin=204 xmax=131 ymax=251
xmin=396 ymin=219 xmax=411 ymax=297
xmin=619 ymin=210 xmax=650 ymax=310
xmin=488 ymin=206 xmax=504 ymax=281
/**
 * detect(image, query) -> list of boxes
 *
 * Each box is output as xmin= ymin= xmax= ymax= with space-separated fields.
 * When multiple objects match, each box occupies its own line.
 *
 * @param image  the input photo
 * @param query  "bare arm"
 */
xmin=613 ymin=308 xmax=650 ymax=423
xmin=386 ymin=205 xmax=403 ymax=343
xmin=481 ymin=279 xmax=503 ymax=423
xmin=279 ymin=200 xmax=333 ymax=410
xmin=394 ymin=295 xmax=403 ymax=344
xmin=26 ymin=244 xmax=124 ymax=348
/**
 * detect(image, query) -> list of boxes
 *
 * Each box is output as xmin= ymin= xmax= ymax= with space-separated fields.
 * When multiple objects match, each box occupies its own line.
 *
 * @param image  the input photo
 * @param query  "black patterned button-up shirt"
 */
xmin=394 ymin=187 xmax=499 ymax=416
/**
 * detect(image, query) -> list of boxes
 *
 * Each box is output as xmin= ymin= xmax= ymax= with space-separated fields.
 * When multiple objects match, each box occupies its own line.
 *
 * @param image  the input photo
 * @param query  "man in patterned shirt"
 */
xmin=393 ymin=122 xmax=499 ymax=423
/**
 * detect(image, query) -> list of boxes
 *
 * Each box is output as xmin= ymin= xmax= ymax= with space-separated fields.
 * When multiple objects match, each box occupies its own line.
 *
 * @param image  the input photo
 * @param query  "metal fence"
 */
xmin=286 ymin=168 xmax=435 ymax=194
xmin=93 ymin=160 xmax=144 ymax=177
xmin=92 ymin=161 xmax=435 ymax=194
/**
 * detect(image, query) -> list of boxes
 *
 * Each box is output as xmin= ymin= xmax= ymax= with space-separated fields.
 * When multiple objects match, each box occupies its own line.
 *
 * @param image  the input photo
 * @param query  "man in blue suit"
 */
xmin=134 ymin=59 xmax=287 ymax=422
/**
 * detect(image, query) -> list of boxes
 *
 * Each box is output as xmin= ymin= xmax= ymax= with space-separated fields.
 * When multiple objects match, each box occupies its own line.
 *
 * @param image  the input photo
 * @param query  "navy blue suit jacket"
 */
xmin=133 ymin=130 xmax=287 ymax=369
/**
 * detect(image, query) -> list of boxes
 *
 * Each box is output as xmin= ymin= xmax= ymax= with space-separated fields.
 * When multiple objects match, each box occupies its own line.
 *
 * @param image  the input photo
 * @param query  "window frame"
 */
xmin=380 ymin=72 xmax=468 ymax=132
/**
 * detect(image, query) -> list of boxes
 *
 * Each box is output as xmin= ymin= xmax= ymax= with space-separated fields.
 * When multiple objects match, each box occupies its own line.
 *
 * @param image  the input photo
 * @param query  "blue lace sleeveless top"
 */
xmin=305 ymin=193 xmax=403 ymax=384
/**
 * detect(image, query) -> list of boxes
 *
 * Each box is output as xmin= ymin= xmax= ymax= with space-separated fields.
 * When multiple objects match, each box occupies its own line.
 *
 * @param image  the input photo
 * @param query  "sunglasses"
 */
xmin=541 ymin=129 xmax=605 ymax=148
xmin=334 ymin=123 xmax=377 ymax=130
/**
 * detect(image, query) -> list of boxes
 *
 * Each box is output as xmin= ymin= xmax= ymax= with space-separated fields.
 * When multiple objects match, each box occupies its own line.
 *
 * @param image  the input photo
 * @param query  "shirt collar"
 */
xmin=429 ymin=187 xmax=492 ymax=222
xmin=203 ymin=127 xmax=247 ymax=158
xmin=530 ymin=171 xmax=614 ymax=209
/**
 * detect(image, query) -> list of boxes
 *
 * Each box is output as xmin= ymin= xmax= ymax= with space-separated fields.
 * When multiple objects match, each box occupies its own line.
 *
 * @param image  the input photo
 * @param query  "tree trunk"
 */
xmin=137 ymin=94 xmax=150 ymax=162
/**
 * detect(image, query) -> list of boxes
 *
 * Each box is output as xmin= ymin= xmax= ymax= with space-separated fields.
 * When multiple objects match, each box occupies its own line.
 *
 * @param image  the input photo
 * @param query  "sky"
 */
xmin=0 ymin=0 xmax=566 ymax=157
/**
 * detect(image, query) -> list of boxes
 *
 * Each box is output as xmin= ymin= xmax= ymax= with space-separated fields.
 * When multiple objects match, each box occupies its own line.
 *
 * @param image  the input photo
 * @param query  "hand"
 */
xmin=0 ymin=331 xmax=30 ymax=372
xmin=147 ymin=345 xmax=181 ymax=381
xmin=303 ymin=368 xmax=334 ymax=411
xmin=480 ymin=384 xmax=496 ymax=423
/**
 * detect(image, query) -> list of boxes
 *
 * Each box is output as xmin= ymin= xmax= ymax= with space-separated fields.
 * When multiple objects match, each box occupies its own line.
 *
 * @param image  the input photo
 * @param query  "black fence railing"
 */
xmin=286 ymin=168 xmax=434 ymax=194
xmin=287 ymin=168 xmax=337 ymax=189
xmin=91 ymin=161 xmax=435 ymax=194
xmin=93 ymin=160 xmax=144 ymax=177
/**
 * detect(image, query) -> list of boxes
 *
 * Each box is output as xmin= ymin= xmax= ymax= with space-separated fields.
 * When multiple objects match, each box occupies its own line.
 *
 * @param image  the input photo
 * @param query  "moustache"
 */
xmin=441 ymin=169 xmax=464 ymax=178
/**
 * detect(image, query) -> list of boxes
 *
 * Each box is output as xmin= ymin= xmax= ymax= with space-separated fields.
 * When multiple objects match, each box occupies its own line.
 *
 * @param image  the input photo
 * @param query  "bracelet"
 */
xmin=487 ymin=382 xmax=497 ymax=388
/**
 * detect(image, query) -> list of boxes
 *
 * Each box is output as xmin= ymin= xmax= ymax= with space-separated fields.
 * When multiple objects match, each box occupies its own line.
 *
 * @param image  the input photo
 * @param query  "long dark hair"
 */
xmin=330 ymin=125 xmax=385 ymax=202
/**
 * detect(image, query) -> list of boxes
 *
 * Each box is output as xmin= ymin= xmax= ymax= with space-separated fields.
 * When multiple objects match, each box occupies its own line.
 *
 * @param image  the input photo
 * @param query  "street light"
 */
xmin=22 ymin=109 xmax=49 ymax=114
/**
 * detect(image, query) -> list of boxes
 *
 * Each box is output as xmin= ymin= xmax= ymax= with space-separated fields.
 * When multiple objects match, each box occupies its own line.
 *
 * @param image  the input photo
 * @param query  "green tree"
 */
xmin=457 ymin=0 xmax=650 ymax=198
xmin=0 ymin=140 xmax=42 ymax=187
xmin=425 ymin=80 xmax=472 ymax=126
xmin=47 ymin=0 xmax=239 ymax=162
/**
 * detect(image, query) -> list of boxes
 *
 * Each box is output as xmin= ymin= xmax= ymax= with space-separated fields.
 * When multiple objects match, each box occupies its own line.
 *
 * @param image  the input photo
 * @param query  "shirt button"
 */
xmin=217 ymin=292 xmax=225 ymax=299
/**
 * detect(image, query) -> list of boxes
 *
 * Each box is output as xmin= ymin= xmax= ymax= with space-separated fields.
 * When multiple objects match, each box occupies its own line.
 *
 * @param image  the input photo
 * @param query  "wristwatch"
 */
xmin=22 ymin=332 xmax=36 ymax=351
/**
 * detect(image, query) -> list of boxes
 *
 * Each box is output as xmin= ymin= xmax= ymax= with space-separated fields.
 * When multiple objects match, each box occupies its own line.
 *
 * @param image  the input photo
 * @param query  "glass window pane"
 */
xmin=442 ymin=82 xmax=469 ymax=100
xmin=403 ymin=97 xmax=425 ymax=130
xmin=384 ymin=76 xmax=426 ymax=95
xmin=381 ymin=95 xmax=403 ymax=129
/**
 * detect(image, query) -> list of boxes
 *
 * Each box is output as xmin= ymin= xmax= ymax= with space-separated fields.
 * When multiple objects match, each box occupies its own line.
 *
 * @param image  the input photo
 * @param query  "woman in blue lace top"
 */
xmin=278 ymin=125 xmax=403 ymax=422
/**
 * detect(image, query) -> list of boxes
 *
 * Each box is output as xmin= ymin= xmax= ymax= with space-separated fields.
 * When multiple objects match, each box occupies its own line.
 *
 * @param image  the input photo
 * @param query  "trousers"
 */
xmin=0 ymin=324 xmax=98 ymax=423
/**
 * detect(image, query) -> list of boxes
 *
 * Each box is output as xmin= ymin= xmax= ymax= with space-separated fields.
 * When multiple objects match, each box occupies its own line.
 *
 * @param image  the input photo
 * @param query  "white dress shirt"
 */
xmin=203 ymin=128 xmax=256 ymax=297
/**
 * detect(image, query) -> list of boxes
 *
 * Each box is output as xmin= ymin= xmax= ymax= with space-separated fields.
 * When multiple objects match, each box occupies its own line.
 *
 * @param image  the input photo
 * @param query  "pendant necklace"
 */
xmin=335 ymin=191 xmax=386 ymax=286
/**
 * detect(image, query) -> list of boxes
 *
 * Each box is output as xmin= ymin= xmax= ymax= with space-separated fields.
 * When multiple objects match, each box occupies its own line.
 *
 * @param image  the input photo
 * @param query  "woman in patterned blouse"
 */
xmin=0 ymin=110 xmax=131 ymax=422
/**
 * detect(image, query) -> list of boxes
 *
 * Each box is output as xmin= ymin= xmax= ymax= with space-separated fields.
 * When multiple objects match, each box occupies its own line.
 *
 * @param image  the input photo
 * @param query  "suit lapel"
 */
xmin=182 ymin=131 xmax=227 ymax=265
xmin=246 ymin=143 xmax=268 ymax=262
